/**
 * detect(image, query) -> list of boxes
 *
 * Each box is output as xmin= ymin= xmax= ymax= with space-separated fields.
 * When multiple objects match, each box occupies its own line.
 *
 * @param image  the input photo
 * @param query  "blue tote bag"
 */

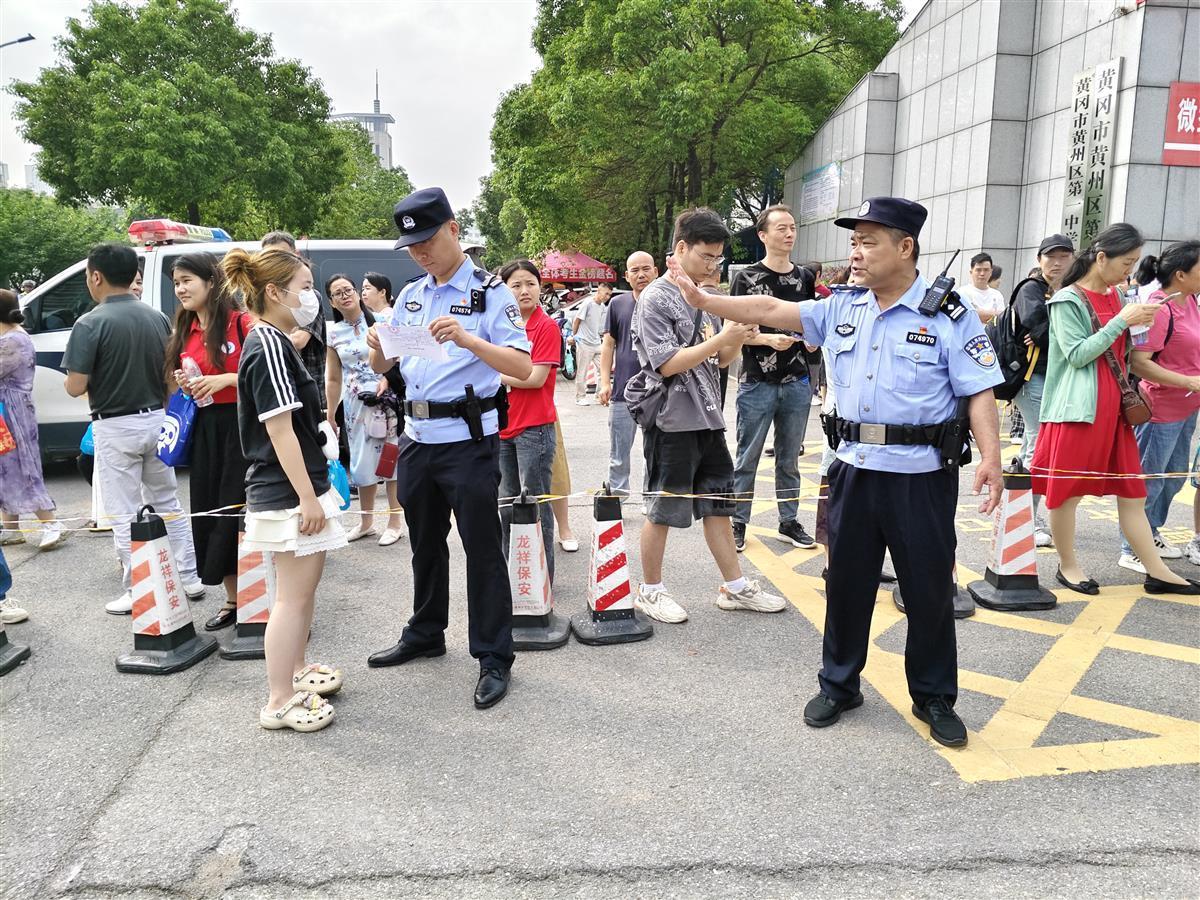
xmin=156 ymin=391 xmax=197 ymax=467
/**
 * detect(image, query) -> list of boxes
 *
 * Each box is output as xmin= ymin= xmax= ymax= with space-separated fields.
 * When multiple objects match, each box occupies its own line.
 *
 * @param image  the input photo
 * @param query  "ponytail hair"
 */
xmin=222 ymin=247 xmax=304 ymax=316
xmin=1137 ymin=241 xmax=1200 ymax=293
xmin=1061 ymin=222 xmax=1144 ymax=288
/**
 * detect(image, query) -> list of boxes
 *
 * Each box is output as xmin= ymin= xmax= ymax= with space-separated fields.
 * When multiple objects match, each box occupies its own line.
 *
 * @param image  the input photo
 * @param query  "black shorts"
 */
xmin=643 ymin=427 xmax=735 ymax=527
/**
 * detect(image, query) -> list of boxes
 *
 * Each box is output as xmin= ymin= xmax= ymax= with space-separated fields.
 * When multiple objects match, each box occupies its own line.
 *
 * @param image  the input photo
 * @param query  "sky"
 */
xmin=0 ymin=0 xmax=925 ymax=213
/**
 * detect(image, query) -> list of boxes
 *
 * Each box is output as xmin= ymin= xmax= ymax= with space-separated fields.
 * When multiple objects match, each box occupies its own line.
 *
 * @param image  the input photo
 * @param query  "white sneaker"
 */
xmin=575 ymin=398 xmax=591 ymax=406
xmin=717 ymin=579 xmax=787 ymax=613
xmin=1034 ymin=528 xmax=1054 ymax=548
xmin=1152 ymin=534 xmax=1182 ymax=559
xmin=0 ymin=597 xmax=29 ymax=624
xmin=106 ymin=591 xmax=134 ymax=615
xmin=37 ymin=521 xmax=66 ymax=551
xmin=634 ymin=585 xmax=688 ymax=624
xmin=1117 ymin=553 xmax=1147 ymax=575
xmin=183 ymin=580 xmax=206 ymax=600
xmin=1185 ymin=536 xmax=1200 ymax=566
xmin=0 ymin=529 xmax=24 ymax=546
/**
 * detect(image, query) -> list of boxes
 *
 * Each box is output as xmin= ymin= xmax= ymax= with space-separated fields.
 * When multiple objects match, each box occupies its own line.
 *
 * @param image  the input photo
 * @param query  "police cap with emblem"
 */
xmin=393 ymin=187 xmax=455 ymax=249
xmin=834 ymin=196 xmax=928 ymax=239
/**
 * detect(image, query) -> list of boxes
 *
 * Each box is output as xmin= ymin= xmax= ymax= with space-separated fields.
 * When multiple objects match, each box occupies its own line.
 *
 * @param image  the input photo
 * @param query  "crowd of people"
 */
xmin=0 ymin=186 xmax=1197 ymax=745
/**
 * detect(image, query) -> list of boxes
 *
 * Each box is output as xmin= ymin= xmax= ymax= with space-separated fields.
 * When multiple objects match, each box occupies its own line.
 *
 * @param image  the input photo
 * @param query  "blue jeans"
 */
xmin=0 ymin=545 xmax=10 ymax=600
xmin=607 ymin=400 xmax=638 ymax=496
xmin=1120 ymin=411 xmax=1198 ymax=555
xmin=1013 ymin=373 xmax=1045 ymax=469
xmin=499 ymin=422 xmax=557 ymax=585
xmin=733 ymin=379 xmax=812 ymax=525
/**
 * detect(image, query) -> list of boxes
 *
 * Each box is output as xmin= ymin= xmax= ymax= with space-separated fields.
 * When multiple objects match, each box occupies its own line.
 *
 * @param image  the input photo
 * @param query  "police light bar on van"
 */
xmin=127 ymin=219 xmax=232 ymax=246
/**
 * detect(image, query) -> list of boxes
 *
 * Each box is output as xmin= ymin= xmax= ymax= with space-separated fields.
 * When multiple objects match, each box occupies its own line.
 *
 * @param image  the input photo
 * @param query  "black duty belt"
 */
xmin=92 ymin=406 xmax=161 ymax=421
xmin=834 ymin=419 xmax=944 ymax=446
xmin=404 ymin=395 xmax=500 ymax=420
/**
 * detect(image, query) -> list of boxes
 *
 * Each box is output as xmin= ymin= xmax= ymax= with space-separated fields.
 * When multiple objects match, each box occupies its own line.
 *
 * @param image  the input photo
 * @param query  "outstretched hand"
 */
xmin=665 ymin=256 xmax=708 ymax=310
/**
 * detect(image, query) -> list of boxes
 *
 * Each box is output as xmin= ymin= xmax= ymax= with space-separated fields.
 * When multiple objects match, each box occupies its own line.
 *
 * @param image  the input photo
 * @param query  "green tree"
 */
xmin=10 ymin=0 xmax=346 ymax=231
xmin=309 ymin=123 xmax=414 ymax=239
xmin=0 ymin=189 xmax=125 ymax=287
xmin=491 ymin=0 xmax=901 ymax=262
xmin=470 ymin=174 xmax=530 ymax=270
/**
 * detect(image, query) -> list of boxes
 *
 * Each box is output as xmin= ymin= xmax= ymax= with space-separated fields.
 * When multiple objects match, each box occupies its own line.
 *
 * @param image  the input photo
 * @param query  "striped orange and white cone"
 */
xmin=570 ymin=485 xmax=653 ymax=645
xmin=116 ymin=506 xmax=217 ymax=674
xmin=219 ymin=535 xmax=276 ymax=660
xmin=509 ymin=491 xmax=569 ymax=651
xmin=0 ymin=621 xmax=31 ymax=676
xmin=968 ymin=473 xmax=1057 ymax=611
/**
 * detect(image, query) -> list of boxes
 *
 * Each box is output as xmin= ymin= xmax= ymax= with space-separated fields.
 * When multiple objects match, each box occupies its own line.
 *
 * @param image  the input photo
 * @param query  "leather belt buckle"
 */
xmin=410 ymin=400 xmax=430 ymax=419
xmin=858 ymin=423 xmax=887 ymax=445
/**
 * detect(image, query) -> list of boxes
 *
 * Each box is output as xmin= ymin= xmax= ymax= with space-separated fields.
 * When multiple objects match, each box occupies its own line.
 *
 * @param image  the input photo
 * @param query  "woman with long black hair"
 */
xmin=1030 ymin=224 xmax=1196 ymax=595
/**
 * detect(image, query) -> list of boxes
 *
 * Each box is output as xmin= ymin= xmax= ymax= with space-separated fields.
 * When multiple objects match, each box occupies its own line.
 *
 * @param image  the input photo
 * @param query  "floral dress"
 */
xmin=0 ymin=330 xmax=55 ymax=515
xmin=328 ymin=318 xmax=399 ymax=487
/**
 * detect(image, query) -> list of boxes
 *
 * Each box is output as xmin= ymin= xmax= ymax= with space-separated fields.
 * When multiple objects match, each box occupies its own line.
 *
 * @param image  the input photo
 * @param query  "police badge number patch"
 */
xmin=449 ymin=304 xmax=473 ymax=316
xmin=964 ymin=334 xmax=997 ymax=368
xmin=835 ymin=323 xmax=856 ymax=337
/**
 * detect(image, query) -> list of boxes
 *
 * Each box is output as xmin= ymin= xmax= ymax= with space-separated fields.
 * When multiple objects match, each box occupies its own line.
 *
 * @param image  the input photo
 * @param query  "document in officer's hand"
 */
xmin=376 ymin=323 xmax=450 ymax=362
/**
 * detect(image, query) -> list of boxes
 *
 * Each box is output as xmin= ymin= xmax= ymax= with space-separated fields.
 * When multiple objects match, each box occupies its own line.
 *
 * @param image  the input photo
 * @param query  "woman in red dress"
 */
xmin=1032 ymin=224 xmax=1197 ymax=595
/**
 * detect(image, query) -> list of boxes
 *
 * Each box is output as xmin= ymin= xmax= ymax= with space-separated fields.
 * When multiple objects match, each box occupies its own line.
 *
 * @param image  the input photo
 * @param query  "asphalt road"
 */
xmin=2 ymin=381 xmax=1197 ymax=899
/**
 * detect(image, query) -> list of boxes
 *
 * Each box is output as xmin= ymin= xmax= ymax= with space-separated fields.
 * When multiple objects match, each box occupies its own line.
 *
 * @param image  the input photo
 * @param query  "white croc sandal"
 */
xmin=293 ymin=663 xmax=343 ymax=696
xmin=260 ymin=692 xmax=335 ymax=733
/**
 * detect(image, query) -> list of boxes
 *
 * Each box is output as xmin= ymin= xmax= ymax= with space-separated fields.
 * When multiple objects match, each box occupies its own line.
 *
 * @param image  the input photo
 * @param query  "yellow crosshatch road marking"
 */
xmin=742 ymin=538 xmax=1200 ymax=784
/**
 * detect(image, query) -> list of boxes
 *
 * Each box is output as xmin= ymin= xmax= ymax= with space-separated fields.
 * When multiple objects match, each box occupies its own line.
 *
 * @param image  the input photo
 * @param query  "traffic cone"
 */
xmin=116 ymin=505 xmax=217 ymax=674
xmin=508 ymin=491 xmax=570 ymax=651
xmin=968 ymin=473 xmax=1057 ymax=611
xmin=219 ymin=534 xmax=276 ymax=660
xmin=892 ymin=564 xmax=975 ymax=619
xmin=0 ymin=622 xmax=30 ymax=676
xmin=571 ymin=485 xmax=653 ymax=645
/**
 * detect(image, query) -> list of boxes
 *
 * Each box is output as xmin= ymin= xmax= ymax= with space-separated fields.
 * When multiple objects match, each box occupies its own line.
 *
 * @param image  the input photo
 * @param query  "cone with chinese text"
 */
xmin=219 ymin=533 xmax=276 ymax=660
xmin=116 ymin=506 xmax=217 ymax=674
xmin=509 ymin=491 xmax=570 ymax=651
xmin=571 ymin=485 xmax=653 ymax=645
xmin=968 ymin=473 xmax=1057 ymax=611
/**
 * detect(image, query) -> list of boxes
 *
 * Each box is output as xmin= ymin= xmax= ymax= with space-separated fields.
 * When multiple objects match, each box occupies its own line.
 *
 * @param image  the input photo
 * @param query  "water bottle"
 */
xmin=181 ymin=356 xmax=214 ymax=407
xmin=1126 ymin=286 xmax=1150 ymax=348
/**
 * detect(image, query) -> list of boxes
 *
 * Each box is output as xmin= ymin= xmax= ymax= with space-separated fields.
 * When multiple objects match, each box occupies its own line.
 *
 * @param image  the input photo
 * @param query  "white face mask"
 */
xmin=281 ymin=288 xmax=320 ymax=327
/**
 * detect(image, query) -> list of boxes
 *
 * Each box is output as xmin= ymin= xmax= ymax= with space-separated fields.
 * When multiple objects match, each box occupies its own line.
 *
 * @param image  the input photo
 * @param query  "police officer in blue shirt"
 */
xmin=366 ymin=187 xmax=532 ymax=710
xmin=667 ymin=197 xmax=1004 ymax=748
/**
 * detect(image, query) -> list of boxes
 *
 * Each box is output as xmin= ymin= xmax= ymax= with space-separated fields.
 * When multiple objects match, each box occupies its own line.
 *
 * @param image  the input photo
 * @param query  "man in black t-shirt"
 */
xmin=729 ymin=205 xmax=816 ymax=552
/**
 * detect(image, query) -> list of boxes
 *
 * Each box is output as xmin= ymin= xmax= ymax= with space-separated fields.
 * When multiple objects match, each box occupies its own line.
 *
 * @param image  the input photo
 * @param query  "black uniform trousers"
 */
xmin=821 ymin=459 xmax=959 ymax=706
xmin=395 ymin=433 xmax=514 ymax=669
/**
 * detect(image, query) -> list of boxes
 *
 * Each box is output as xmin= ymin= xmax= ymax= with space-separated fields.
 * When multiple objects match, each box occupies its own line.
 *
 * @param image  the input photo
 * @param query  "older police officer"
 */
xmin=668 ymin=197 xmax=1003 ymax=748
xmin=366 ymin=188 xmax=532 ymax=709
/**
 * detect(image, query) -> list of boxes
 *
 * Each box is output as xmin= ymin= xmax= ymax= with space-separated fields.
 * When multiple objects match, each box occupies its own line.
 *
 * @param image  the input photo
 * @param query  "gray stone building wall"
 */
xmin=784 ymin=0 xmax=1200 ymax=295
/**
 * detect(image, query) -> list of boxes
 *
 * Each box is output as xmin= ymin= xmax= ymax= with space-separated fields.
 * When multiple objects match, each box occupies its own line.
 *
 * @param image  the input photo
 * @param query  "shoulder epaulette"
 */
xmin=470 ymin=267 xmax=501 ymax=312
xmin=940 ymin=290 xmax=968 ymax=321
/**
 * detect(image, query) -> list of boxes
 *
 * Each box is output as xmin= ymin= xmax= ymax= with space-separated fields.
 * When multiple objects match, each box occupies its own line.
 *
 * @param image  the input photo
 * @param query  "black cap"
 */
xmin=1038 ymin=233 xmax=1075 ymax=255
xmin=393 ymin=187 xmax=454 ymax=249
xmin=834 ymin=196 xmax=928 ymax=238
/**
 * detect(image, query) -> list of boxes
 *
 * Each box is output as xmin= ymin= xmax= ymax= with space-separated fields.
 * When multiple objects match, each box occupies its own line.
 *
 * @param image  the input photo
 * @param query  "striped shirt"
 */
xmin=237 ymin=322 xmax=330 ymax=511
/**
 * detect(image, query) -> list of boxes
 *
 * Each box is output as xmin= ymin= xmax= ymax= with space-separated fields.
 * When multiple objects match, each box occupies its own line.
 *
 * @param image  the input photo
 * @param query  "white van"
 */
xmin=20 ymin=221 xmax=427 ymax=460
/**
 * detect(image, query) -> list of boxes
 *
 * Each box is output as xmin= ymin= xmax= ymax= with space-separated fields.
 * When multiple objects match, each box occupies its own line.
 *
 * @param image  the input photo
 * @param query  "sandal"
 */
xmin=259 ymin=691 xmax=335 ymax=732
xmin=293 ymin=663 xmax=343 ymax=696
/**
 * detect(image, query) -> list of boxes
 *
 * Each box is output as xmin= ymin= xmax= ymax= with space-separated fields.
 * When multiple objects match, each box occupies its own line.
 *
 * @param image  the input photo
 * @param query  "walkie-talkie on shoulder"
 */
xmin=918 ymin=249 xmax=961 ymax=317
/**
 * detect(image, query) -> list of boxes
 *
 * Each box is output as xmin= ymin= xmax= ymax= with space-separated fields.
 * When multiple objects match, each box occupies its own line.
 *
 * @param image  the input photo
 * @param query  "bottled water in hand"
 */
xmin=181 ymin=356 xmax=214 ymax=407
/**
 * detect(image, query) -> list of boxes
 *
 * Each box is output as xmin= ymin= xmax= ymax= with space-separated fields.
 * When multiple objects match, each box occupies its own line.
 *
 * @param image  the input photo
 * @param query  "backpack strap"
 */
xmin=1151 ymin=302 xmax=1175 ymax=362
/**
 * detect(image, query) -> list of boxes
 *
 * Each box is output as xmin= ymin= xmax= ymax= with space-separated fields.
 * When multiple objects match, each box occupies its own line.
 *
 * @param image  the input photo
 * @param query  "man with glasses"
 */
xmin=627 ymin=207 xmax=786 ymax=624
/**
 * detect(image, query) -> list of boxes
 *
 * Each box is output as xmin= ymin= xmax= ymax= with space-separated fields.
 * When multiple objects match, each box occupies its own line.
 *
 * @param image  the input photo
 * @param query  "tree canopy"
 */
xmin=309 ymin=124 xmax=414 ymax=240
xmin=487 ymin=0 xmax=901 ymax=264
xmin=10 ymin=0 xmax=346 ymax=232
xmin=0 ymin=189 xmax=125 ymax=288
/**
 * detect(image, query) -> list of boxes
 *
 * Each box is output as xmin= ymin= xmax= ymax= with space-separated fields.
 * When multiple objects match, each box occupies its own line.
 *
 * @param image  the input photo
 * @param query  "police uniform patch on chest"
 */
xmin=449 ymin=304 xmax=473 ymax=316
xmin=505 ymin=304 xmax=522 ymax=327
xmin=404 ymin=299 xmax=422 ymax=312
xmin=906 ymin=330 xmax=937 ymax=346
xmin=835 ymin=323 xmax=856 ymax=337
xmin=964 ymin=334 xmax=998 ymax=368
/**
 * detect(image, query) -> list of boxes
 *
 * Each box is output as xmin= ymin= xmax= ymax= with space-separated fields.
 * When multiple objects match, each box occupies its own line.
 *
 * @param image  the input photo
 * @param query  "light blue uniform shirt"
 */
xmin=386 ymin=257 xmax=531 ymax=444
xmin=798 ymin=274 xmax=1003 ymax=474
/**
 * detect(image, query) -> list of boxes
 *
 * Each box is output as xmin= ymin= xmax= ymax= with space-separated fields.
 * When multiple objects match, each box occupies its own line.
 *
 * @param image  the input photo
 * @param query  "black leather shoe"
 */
xmin=1144 ymin=576 xmax=1200 ymax=596
xmin=204 ymin=605 xmax=237 ymax=631
xmin=913 ymin=697 xmax=967 ymax=747
xmin=1055 ymin=567 xmax=1099 ymax=595
xmin=803 ymin=691 xmax=863 ymax=727
xmin=474 ymin=666 xmax=510 ymax=709
xmin=367 ymin=640 xmax=446 ymax=668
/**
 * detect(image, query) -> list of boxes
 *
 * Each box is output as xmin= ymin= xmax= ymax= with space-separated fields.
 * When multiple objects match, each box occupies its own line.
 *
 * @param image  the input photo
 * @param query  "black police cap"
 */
xmin=393 ymin=187 xmax=454 ymax=249
xmin=834 ymin=196 xmax=928 ymax=239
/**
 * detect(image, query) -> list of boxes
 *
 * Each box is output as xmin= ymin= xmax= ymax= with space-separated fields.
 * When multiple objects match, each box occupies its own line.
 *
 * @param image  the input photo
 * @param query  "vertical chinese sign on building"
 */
xmin=1062 ymin=59 xmax=1122 ymax=248
xmin=1162 ymin=82 xmax=1200 ymax=167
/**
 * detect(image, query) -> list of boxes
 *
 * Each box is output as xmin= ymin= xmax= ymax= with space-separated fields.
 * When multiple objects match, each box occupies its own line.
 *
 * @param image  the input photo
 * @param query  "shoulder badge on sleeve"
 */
xmin=939 ymin=290 xmax=968 ymax=321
